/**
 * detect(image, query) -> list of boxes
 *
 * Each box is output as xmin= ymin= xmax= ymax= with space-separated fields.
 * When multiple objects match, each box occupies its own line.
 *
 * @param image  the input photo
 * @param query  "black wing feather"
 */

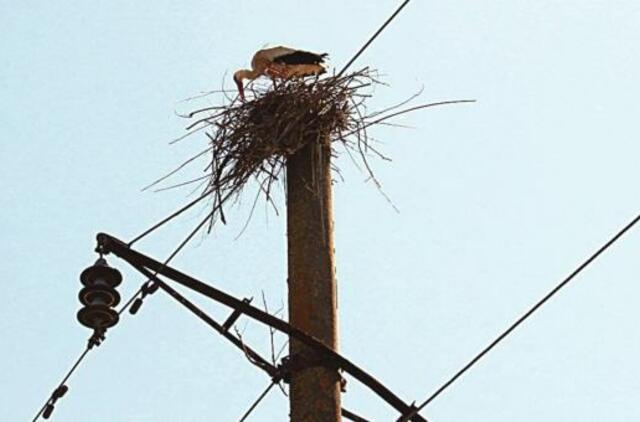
xmin=273 ymin=51 xmax=328 ymax=65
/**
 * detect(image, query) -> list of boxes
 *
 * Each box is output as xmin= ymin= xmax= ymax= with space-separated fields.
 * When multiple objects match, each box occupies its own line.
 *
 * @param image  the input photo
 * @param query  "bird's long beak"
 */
xmin=234 ymin=78 xmax=245 ymax=101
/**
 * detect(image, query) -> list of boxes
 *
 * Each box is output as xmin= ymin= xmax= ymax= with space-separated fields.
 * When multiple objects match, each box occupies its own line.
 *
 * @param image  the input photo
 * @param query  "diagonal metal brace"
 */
xmin=97 ymin=232 xmax=428 ymax=422
xmin=222 ymin=297 xmax=253 ymax=332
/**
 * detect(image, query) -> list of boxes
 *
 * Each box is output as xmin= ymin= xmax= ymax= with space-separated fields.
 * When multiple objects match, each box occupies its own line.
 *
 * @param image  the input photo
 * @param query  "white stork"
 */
xmin=233 ymin=46 xmax=328 ymax=100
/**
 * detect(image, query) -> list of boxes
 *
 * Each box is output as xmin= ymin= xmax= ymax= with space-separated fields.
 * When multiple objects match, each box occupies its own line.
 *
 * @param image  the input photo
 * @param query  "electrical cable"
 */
xmin=128 ymin=188 xmax=213 ymax=246
xmin=31 ymin=347 xmax=90 ymax=422
xmin=399 ymin=212 xmax=640 ymax=422
xmin=238 ymin=381 xmax=277 ymax=422
xmin=337 ymin=0 xmax=412 ymax=77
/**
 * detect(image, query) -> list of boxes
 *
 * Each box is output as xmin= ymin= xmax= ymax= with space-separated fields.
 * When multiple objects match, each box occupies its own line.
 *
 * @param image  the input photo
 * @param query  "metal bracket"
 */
xmin=222 ymin=297 xmax=253 ymax=332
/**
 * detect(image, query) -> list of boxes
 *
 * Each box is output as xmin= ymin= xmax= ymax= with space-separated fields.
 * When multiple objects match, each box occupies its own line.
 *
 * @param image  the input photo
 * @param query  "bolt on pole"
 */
xmin=286 ymin=136 xmax=341 ymax=422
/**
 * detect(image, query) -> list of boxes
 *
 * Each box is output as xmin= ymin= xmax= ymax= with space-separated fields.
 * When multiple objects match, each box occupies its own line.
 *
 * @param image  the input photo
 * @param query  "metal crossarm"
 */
xmin=97 ymin=232 xmax=427 ymax=422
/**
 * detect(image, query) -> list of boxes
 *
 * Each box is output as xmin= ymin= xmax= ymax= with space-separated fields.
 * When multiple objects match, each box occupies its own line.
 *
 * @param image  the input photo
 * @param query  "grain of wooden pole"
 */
xmin=286 ymin=135 xmax=341 ymax=422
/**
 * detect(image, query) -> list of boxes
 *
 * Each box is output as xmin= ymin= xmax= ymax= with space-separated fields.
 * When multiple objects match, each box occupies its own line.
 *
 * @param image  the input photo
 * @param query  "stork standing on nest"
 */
xmin=233 ymin=46 xmax=328 ymax=100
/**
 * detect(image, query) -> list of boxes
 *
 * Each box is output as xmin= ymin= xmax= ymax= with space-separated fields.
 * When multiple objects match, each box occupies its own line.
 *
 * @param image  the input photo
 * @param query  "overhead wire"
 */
xmin=31 ymin=347 xmax=90 ymax=422
xmin=337 ymin=0 xmax=412 ymax=77
xmin=399 ymin=212 xmax=640 ymax=422
xmin=238 ymin=381 xmax=277 ymax=422
xmin=127 ymin=188 xmax=213 ymax=246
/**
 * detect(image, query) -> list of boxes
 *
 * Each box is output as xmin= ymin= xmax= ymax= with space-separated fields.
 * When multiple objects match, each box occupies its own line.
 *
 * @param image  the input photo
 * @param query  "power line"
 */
xmin=398 ymin=212 xmax=640 ymax=422
xmin=127 ymin=188 xmax=213 ymax=246
xmin=337 ymin=0 xmax=412 ymax=77
xmin=31 ymin=347 xmax=90 ymax=422
xmin=238 ymin=381 xmax=277 ymax=422
xmin=122 ymin=201 xmax=222 ymax=314
xmin=32 ymin=285 xmax=150 ymax=421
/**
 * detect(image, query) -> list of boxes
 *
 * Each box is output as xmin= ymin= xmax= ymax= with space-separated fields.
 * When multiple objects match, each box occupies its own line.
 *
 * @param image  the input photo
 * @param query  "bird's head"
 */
xmin=233 ymin=70 xmax=246 ymax=101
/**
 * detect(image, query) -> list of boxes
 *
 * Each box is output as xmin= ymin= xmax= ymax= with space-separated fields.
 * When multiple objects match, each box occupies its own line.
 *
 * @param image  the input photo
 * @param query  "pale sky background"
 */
xmin=2 ymin=1 xmax=640 ymax=421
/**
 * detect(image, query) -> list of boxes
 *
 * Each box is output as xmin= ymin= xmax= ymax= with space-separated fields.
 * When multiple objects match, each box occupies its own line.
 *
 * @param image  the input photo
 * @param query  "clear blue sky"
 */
xmin=2 ymin=1 xmax=640 ymax=420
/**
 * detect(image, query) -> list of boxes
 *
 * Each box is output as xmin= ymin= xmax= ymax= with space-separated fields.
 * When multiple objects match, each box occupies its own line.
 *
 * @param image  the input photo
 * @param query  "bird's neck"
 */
xmin=235 ymin=68 xmax=260 ymax=81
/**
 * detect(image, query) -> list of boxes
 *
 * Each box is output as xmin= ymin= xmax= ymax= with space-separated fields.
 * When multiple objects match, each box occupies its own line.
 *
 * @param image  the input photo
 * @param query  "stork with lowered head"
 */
xmin=233 ymin=46 xmax=328 ymax=100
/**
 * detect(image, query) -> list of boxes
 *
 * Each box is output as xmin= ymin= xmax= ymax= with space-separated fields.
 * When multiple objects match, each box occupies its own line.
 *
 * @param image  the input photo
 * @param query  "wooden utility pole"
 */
xmin=286 ymin=136 xmax=341 ymax=421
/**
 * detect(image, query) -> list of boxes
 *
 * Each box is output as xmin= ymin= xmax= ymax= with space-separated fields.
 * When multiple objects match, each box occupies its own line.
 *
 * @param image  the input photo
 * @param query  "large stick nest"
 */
xmin=148 ymin=68 xmax=472 ymax=230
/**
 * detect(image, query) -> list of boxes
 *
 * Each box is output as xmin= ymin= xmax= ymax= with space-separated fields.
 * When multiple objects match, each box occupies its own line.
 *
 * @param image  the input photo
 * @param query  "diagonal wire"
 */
xmin=120 ymin=206 xmax=219 ymax=315
xmin=129 ymin=173 xmax=241 ymax=247
xmin=238 ymin=381 xmax=277 ymax=422
xmin=399 ymin=212 xmax=640 ymax=422
xmin=127 ymin=188 xmax=213 ymax=246
xmin=337 ymin=0 xmax=412 ymax=77
xmin=31 ymin=347 xmax=91 ymax=422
